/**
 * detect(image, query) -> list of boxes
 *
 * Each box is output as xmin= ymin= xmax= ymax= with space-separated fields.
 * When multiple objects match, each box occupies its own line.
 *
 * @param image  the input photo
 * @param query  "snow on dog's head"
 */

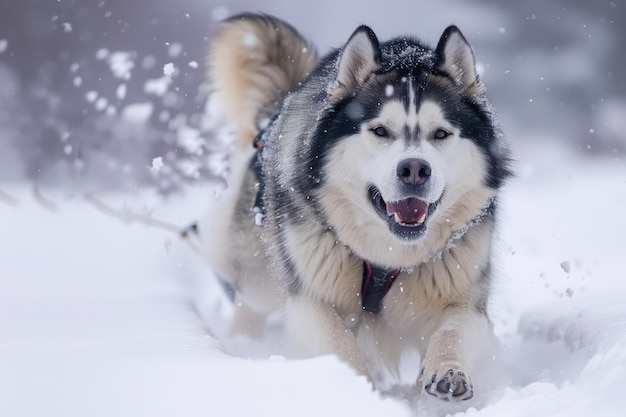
xmin=311 ymin=25 xmax=512 ymax=268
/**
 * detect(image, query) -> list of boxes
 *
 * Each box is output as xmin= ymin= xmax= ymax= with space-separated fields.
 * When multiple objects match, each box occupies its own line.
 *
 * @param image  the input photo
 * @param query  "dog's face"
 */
xmin=360 ymin=93 xmax=477 ymax=242
xmin=311 ymin=26 xmax=510 ymax=260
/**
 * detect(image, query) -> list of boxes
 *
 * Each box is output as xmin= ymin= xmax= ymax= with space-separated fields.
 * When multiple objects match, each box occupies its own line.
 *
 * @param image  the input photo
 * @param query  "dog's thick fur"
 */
xmin=206 ymin=13 xmax=512 ymax=402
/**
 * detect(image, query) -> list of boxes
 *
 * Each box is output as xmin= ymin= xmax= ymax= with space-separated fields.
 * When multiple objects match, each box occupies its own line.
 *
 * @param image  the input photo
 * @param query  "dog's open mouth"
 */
xmin=368 ymin=186 xmax=439 ymax=240
xmin=386 ymin=198 xmax=428 ymax=227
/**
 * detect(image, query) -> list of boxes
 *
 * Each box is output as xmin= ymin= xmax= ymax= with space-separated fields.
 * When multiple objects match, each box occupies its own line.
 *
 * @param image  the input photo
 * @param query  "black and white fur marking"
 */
xmin=204 ymin=13 xmax=513 ymax=404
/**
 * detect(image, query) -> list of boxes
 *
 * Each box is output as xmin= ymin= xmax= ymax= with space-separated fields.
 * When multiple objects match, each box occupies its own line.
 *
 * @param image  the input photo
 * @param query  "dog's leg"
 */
xmin=228 ymin=300 xmax=268 ymax=339
xmin=285 ymin=295 xmax=370 ymax=379
xmin=418 ymin=308 xmax=491 ymax=401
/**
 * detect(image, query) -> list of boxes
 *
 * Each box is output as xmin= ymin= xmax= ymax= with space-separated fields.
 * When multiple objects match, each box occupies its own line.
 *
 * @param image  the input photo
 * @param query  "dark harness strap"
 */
xmin=250 ymin=113 xmax=282 ymax=220
xmin=251 ymin=128 xmax=268 ymax=219
xmin=361 ymin=260 xmax=400 ymax=314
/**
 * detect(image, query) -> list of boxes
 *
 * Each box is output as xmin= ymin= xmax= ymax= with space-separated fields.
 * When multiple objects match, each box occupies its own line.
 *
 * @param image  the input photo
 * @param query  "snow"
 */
xmin=0 ymin=189 xmax=407 ymax=417
xmin=211 ymin=6 xmax=230 ymax=22
xmin=94 ymin=96 xmax=108 ymax=112
xmin=176 ymin=125 xmax=205 ymax=155
xmin=108 ymin=51 xmax=136 ymax=81
xmin=95 ymin=48 xmax=109 ymax=60
xmin=2 ymin=143 xmax=625 ymax=417
xmin=85 ymin=90 xmax=98 ymax=103
xmin=167 ymin=42 xmax=183 ymax=58
xmin=1 ymin=3 xmax=625 ymax=415
xmin=144 ymin=76 xmax=172 ymax=97
xmin=163 ymin=62 xmax=177 ymax=78
xmin=177 ymin=159 xmax=202 ymax=179
xmin=242 ymin=32 xmax=259 ymax=48
xmin=116 ymin=83 xmax=127 ymax=101
xmin=121 ymin=102 xmax=154 ymax=124
xmin=151 ymin=156 xmax=164 ymax=173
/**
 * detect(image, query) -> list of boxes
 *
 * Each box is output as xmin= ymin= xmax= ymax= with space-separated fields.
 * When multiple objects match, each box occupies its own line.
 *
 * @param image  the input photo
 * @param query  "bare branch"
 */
xmin=0 ymin=189 xmax=19 ymax=207
xmin=84 ymin=194 xmax=205 ymax=257
xmin=33 ymin=186 xmax=58 ymax=211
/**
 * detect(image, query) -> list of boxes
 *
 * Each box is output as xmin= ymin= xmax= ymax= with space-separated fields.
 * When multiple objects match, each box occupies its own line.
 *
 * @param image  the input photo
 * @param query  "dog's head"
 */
xmin=309 ymin=25 xmax=512 ymax=266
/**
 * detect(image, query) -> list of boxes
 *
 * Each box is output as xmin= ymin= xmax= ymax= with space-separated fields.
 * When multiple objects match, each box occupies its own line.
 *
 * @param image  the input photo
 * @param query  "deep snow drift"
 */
xmin=1 ymin=142 xmax=625 ymax=416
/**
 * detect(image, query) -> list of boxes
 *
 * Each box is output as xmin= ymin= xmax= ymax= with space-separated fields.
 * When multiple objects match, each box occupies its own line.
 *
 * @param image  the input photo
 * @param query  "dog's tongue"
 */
xmin=386 ymin=198 xmax=428 ymax=225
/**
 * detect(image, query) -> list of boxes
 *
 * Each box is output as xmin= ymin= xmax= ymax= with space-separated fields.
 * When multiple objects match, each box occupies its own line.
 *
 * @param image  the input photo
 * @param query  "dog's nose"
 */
xmin=397 ymin=158 xmax=431 ymax=186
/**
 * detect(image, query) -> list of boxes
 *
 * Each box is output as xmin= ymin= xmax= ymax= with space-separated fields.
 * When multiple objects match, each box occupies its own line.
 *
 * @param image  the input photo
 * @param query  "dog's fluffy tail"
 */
xmin=208 ymin=14 xmax=317 ymax=150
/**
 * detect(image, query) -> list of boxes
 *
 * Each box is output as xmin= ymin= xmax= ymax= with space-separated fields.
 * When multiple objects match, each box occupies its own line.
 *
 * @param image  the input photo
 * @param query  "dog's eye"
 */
xmin=433 ymin=129 xmax=451 ymax=140
xmin=371 ymin=126 xmax=389 ymax=138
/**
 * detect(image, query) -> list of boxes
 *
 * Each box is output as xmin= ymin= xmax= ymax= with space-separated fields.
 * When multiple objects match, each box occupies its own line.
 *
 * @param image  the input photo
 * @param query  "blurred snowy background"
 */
xmin=2 ymin=2 xmax=626 ymax=416
xmin=1 ymin=0 xmax=624 ymax=195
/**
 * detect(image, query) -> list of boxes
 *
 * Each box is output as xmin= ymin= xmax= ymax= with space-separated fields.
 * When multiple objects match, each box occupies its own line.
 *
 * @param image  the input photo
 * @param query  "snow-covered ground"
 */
xmin=1 ymin=141 xmax=625 ymax=416
xmin=1 ymin=2 xmax=625 ymax=414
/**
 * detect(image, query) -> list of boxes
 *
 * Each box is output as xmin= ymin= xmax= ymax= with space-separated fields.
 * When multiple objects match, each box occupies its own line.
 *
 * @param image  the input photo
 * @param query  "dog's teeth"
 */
xmin=393 ymin=211 xmax=427 ymax=227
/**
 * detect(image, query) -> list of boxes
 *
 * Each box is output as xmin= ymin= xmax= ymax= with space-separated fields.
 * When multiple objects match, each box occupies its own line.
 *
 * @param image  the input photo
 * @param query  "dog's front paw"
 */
xmin=420 ymin=367 xmax=473 ymax=401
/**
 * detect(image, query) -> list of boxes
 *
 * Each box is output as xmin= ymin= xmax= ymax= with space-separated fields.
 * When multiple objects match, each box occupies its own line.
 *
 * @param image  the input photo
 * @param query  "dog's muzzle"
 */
xmin=367 ymin=158 xmax=441 ymax=240
xmin=367 ymin=185 xmax=440 ymax=241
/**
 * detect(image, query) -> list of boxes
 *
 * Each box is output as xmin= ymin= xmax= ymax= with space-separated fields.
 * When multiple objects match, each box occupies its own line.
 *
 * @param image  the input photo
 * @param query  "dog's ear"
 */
xmin=329 ymin=25 xmax=380 ymax=102
xmin=435 ymin=26 xmax=484 ymax=96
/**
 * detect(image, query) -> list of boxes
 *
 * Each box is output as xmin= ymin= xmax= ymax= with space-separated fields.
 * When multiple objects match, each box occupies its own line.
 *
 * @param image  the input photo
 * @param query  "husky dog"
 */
xmin=205 ymin=13 xmax=512 ymax=402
